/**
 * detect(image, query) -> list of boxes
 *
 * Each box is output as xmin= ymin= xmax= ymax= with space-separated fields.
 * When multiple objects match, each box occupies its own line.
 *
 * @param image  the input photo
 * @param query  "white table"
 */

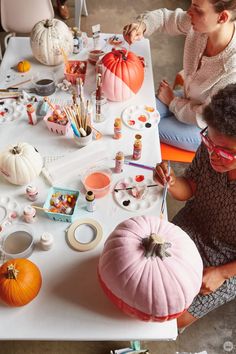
xmin=0 ymin=36 xmax=177 ymax=341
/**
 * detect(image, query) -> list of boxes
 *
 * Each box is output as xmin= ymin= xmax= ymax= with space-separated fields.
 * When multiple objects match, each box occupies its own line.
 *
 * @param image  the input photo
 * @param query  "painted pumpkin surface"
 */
xmin=98 ymin=216 xmax=203 ymax=321
xmin=101 ymin=49 xmax=144 ymax=102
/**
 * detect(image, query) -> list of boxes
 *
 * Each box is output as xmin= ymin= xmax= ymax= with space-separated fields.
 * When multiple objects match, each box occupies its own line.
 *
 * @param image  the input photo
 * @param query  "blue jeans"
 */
xmin=156 ymin=95 xmax=201 ymax=152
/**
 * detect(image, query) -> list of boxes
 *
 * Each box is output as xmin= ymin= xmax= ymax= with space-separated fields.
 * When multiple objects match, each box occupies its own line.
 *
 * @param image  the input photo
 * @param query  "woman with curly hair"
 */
xmin=154 ymin=83 xmax=236 ymax=330
xmin=123 ymin=0 xmax=236 ymax=151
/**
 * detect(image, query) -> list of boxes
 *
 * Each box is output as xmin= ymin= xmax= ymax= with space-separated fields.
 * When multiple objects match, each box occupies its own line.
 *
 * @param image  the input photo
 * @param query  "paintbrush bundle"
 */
xmin=42 ymin=140 xmax=111 ymax=185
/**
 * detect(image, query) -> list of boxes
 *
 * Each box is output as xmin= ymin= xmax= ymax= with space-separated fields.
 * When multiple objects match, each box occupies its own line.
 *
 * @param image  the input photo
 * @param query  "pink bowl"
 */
xmin=82 ymin=166 xmax=112 ymax=198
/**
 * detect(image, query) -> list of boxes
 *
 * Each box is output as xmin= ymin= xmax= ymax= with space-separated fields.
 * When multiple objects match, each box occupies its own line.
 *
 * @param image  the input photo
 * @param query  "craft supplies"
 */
xmin=115 ymin=151 xmax=124 ymax=173
xmin=160 ymin=160 xmax=171 ymax=218
xmin=26 ymin=185 xmax=38 ymax=201
xmin=43 ymin=187 xmax=80 ymax=222
xmin=113 ymin=177 xmax=160 ymax=212
xmin=92 ymin=24 xmax=101 ymax=50
xmin=122 ymin=105 xmax=160 ymax=130
xmin=64 ymin=60 xmax=87 ymax=85
xmin=44 ymin=106 xmax=70 ymax=136
xmin=23 ymin=205 xmax=36 ymax=223
xmin=85 ymin=191 xmax=96 ymax=212
xmin=36 ymin=100 xmax=49 ymax=118
xmin=114 ymin=118 xmax=122 ymax=139
xmin=0 ymin=223 xmax=34 ymax=259
xmin=32 ymin=73 xmax=56 ymax=96
xmin=74 ymin=125 xmax=93 ymax=147
xmin=133 ymin=134 xmax=142 ymax=160
xmin=124 ymin=160 xmax=154 ymax=171
xmin=40 ymin=232 xmax=54 ymax=251
xmin=91 ymin=92 xmax=108 ymax=123
xmin=72 ymin=27 xmax=83 ymax=54
xmin=26 ymin=104 xmax=37 ymax=125
xmin=82 ymin=166 xmax=112 ymax=198
xmin=88 ymin=49 xmax=105 ymax=65
xmin=66 ymin=218 xmax=102 ymax=251
xmin=95 ymin=73 xmax=102 ymax=122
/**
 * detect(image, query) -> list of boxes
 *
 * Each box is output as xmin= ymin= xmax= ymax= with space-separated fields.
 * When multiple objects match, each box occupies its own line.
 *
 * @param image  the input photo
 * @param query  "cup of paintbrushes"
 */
xmin=73 ymin=125 xmax=93 ymax=147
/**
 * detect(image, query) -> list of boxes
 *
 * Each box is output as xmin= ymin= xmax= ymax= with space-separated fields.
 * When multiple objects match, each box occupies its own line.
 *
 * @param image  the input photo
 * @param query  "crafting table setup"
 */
xmin=0 ymin=35 xmax=177 ymax=341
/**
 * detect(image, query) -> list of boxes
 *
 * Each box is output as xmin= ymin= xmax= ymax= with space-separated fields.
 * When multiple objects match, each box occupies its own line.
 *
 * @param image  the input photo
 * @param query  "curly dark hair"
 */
xmin=203 ymin=83 xmax=236 ymax=136
xmin=210 ymin=0 xmax=236 ymax=20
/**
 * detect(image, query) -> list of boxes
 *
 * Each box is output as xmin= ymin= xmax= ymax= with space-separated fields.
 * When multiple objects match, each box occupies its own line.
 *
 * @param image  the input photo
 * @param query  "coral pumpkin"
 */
xmin=0 ymin=258 xmax=42 ymax=307
xmin=98 ymin=216 xmax=203 ymax=321
xmin=100 ymin=49 xmax=144 ymax=102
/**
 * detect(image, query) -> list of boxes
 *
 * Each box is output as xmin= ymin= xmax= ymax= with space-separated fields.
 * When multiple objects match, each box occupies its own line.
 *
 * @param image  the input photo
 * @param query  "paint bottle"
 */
xmin=23 ymin=205 xmax=36 ymax=223
xmin=72 ymin=27 xmax=83 ymax=54
xmin=133 ymin=134 xmax=142 ymax=160
xmin=114 ymin=118 xmax=122 ymax=139
xmin=85 ymin=191 xmax=96 ymax=212
xmin=26 ymin=104 xmax=37 ymax=125
xmin=40 ymin=232 xmax=54 ymax=251
xmin=115 ymin=151 xmax=124 ymax=173
xmin=26 ymin=185 xmax=38 ymax=201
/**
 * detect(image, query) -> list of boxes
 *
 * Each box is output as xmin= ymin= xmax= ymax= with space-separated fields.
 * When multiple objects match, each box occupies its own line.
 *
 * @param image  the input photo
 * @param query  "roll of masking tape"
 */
xmin=66 ymin=218 xmax=103 ymax=251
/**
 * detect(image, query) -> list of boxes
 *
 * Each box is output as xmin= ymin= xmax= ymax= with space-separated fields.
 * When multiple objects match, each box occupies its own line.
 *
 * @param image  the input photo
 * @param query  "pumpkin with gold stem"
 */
xmin=0 ymin=259 xmax=42 ymax=307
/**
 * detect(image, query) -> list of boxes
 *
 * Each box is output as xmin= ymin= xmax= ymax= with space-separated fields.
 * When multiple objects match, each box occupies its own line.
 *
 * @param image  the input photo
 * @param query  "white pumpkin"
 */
xmin=0 ymin=143 xmax=43 ymax=185
xmin=30 ymin=19 xmax=73 ymax=66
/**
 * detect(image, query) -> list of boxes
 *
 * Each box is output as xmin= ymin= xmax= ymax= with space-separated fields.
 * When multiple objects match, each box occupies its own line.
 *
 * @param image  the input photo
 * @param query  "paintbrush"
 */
xmin=7 ymin=79 xmax=31 ymax=89
xmin=61 ymin=47 xmax=70 ymax=72
xmin=44 ymin=97 xmax=55 ymax=111
xmin=124 ymin=160 xmax=154 ymax=171
xmin=114 ymin=184 xmax=158 ymax=192
xmin=95 ymin=73 xmax=102 ymax=122
xmin=31 ymin=205 xmax=49 ymax=212
xmin=160 ymin=160 xmax=171 ymax=218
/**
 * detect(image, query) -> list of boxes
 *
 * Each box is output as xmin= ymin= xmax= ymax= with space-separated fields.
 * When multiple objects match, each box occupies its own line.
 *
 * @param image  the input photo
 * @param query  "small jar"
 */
xmin=23 ymin=205 xmax=36 ymax=223
xmin=26 ymin=104 xmax=37 ymax=125
xmin=115 ymin=151 xmax=124 ymax=173
xmin=26 ymin=185 xmax=38 ymax=201
xmin=114 ymin=118 xmax=122 ymax=139
xmin=133 ymin=134 xmax=142 ymax=160
xmin=85 ymin=191 xmax=96 ymax=212
xmin=40 ymin=232 xmax=54 ymax=251
xmin=91 ymin=91 xmax=109 ymax=123
xmin=72 ymin=27 xmax=83 ymax=54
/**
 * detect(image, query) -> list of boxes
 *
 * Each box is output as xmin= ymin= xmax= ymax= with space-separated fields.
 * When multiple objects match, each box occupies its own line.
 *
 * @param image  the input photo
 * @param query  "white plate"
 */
xmin=0 ymin=195 xmax=19 ymax=232
xmin=0 ymin=99 xmax=25 ymax=124
xmin=122 ymin=104 xmax=160 ymax=131
xmin=113 ymin=176 xmax=161 ymax=212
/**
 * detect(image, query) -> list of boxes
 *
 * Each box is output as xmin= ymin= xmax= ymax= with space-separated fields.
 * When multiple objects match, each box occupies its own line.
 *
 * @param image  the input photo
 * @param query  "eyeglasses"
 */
xmin=200 ymin=127 xmax=236 ymax=162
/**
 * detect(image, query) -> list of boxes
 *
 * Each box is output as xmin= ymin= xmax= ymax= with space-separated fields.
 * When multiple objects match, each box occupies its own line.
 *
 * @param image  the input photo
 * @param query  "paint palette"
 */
xmin=0 ymin=196 xmax=19 ymax=232
xmin=122 ymin=105 xmax=160 ymax=130
xmin=0 ymin=99 xmax=25 ymax=124
xmin=113 ymin=176 xmax=161 ymax=212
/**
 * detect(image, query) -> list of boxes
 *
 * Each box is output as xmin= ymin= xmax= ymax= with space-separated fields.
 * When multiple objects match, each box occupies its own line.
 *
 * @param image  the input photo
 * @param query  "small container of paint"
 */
xmin=115 ymin=151 xmax=124 ymax=173
xmin=40 ymin=232 xmax=54 ymax=251
xmin=85 ymin=191 xmax=96 ymax=212
xmin=114 ymin=118 xmax=122 ymax=139
xmin=133 ymin=134 xmax=142 ymax=160
xmin=23 ymin=205 xmax=36 ymax=223
xmin=26 ymin=185 xmax=38 ymax=201
xmin=26 ymin=104 xmax=37 ymax=125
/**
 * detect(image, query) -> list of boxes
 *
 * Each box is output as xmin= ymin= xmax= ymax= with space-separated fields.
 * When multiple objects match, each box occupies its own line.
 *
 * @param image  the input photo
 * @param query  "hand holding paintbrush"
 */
xmin=153 ymin=161 xmax=171 ymax=217
xmin=123 ymin=15 xmax=146 ymax=45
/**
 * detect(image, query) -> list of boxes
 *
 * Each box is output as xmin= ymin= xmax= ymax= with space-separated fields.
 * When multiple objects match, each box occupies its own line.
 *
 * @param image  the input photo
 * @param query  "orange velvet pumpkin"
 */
xmin=0 ymin=258 xmax=42 ymax=307
xmin=17 ymin=60 xmax=31 ymax=73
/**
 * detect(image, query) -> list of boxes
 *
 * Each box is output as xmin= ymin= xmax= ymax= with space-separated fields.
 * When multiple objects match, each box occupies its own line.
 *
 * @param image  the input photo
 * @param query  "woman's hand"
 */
xmin=199 ymin=266 xmax=226 ymax=295
xmin=123 ymin=22 xmax=146 ymax=45
xmin=157 ymin=80 xmax=175 ymax=106
xmin=153 ymin=161 xmax=176 ymax=187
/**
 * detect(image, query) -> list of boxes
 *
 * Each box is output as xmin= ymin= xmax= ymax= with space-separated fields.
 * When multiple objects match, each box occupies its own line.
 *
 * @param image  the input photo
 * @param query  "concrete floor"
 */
xmin=0 ymin=0 xmax=236 ymax=353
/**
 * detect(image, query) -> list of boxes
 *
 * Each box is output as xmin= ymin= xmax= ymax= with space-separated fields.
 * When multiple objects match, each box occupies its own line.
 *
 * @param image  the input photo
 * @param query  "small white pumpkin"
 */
xmin=0 ymin=143 xmax=43 ymax=185
xmin=30 ymin=19 xmax=73 ymax=66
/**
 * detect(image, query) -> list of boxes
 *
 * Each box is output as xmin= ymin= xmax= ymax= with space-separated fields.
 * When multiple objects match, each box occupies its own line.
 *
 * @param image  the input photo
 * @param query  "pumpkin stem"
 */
xmin=11 ymin=146 xmax=21 ymax=155
xmin=142 ymin=233 xmax=172 ymax=260
xmin=7 ymin=264 xmax=19 ymax=279
xmin=44 ymin=19 xmax=53 ymax=28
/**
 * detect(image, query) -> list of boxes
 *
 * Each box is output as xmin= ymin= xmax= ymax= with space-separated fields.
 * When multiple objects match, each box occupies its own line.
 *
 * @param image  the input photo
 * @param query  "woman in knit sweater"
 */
xmin=123 ymin=0 xmax=236 ymax=151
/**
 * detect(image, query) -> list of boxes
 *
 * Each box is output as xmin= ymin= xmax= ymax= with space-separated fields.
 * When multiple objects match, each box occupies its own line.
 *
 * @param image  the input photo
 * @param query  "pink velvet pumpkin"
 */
xmin=100 ymin=48 xmax=144 ymax=102
xmin=98 ymin=216 xmax=203 ymax=322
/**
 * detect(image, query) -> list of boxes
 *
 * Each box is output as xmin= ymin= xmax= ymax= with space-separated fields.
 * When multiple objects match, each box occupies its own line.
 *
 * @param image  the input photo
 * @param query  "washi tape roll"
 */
xmin=66 ymin=218 xmax=103 ymax=252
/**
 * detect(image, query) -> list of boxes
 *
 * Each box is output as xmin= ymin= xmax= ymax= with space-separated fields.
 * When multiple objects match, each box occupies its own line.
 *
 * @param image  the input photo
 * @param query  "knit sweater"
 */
xmin=138 ymin=8 xmax=236 ymax=128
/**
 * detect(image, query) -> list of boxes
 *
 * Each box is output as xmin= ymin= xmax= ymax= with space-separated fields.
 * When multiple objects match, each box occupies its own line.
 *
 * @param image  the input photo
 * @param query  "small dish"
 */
xmin=0 ymin=223 xmax=34 ymax=259
xmin=32 ymin=72 xmax=56 ymax=96
xmin=88 ymin=50 xmax=105 ymax=65
xmin=81 ymin=166 xmax=112 ymax=198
